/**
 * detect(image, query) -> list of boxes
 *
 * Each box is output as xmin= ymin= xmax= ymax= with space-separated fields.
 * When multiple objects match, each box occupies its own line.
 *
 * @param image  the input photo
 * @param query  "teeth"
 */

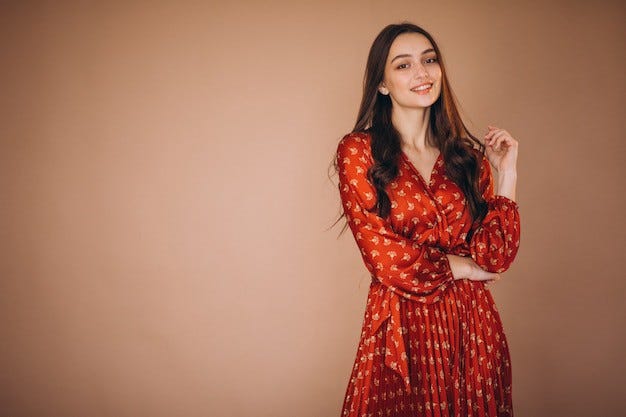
xmin=413 ymin=84 xmax=432 ymax=91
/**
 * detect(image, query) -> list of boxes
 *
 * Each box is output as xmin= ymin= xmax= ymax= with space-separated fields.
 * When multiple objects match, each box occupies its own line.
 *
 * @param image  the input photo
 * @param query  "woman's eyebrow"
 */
xmin=390 ymin=48 xmax=435 ymax=63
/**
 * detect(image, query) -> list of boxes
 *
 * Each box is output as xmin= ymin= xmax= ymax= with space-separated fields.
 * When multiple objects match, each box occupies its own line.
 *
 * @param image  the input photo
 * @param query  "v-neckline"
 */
xmin=400 ymin=149 xmax=442 ymax=189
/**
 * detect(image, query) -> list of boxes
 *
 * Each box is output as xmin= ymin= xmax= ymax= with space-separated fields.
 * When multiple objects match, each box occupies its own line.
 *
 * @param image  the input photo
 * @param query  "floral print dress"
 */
xmin=336 ymin=132 xmax=521 ymax=417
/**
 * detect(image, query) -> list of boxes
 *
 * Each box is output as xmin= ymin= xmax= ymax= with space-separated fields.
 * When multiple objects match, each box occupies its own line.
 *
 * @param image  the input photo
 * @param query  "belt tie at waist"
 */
xmin=370 ymin=286 xmax=412 ymax=394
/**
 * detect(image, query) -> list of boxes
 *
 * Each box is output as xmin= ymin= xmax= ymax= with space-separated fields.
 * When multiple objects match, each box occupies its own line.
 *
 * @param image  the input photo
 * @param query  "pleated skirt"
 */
xmin=340 ymin=279 xmax=513 ymax=417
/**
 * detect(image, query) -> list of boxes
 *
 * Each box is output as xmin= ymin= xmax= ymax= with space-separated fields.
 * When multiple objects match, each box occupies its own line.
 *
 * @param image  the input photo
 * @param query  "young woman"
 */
xmin=334 ymin=22 xmax=521 ymax=416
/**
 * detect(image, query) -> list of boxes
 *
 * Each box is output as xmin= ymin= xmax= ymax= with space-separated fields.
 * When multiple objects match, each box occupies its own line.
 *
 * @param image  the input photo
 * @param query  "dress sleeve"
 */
xmin=468 ymin=155 xmax=521 ymax=273
xmin=336 ymin=134 xmax=454 ymax=298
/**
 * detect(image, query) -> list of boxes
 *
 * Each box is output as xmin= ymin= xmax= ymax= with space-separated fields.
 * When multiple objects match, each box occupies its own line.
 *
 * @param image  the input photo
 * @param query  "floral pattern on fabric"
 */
xmin=336 ymin=132 xmax=520 ymax=416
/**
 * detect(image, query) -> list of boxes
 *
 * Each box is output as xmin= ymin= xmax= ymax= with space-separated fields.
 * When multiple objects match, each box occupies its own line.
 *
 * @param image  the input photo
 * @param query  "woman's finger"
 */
xmin=488 ymin=131 xmax=508 ymax=149
xmin=492 ymin=135 xmax=507 ymax=150
xmin=486 ymin=131 xmax=502 ymax=144
xmin=495 ymin=134 xmax=516 ymax=152
xmin=485 ymin=127 xmax=501 ymax=137
xmin=492 ymin=131 xmax=513 ymax=146
xmin=485 ymin=276 xmax=501 ymax=287
xmin=486 ymin=275 xmax=502 ymax=285
xmin=490 ymin=130 xmax=508 ymax=141
xmin=473 ymin=268 xmax=500 ymax=281
xmin=484 ymin=130 xmax=500 ymax=143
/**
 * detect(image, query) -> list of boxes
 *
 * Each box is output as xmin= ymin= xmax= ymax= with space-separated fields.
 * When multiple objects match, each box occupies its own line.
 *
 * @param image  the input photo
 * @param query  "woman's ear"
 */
xmin=378 ymin=83 xmax=389 ymax=95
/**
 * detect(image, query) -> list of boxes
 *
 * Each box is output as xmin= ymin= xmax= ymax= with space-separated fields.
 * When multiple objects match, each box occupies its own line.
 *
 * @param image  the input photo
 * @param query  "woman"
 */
xmin=334 ymin=22 xmax=520 ymax=416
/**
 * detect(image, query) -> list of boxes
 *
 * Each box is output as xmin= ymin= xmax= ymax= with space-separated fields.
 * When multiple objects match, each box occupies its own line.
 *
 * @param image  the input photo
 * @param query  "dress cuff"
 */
xmin=489 ymin=194 xmax=519 ymax=211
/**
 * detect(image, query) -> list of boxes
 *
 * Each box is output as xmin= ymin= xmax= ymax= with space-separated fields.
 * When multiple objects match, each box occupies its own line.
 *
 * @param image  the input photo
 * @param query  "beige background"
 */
xmin=1 ymin=1 xmax=624 ymax=416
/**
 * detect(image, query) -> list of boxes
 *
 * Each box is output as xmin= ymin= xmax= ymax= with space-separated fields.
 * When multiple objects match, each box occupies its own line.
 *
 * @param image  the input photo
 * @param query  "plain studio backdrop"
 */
xmin=1 ymin=1 xmax=624 ymax=416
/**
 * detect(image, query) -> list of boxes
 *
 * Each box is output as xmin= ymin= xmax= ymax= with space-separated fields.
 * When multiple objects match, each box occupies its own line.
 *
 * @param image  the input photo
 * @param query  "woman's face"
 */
xmin=379 ymin=32 xmax=442 ymax=110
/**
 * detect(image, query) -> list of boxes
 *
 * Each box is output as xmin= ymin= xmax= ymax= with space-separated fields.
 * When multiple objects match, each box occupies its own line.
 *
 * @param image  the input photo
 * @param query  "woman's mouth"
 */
xmin=411 ymin=83 xmax=433 ymax=95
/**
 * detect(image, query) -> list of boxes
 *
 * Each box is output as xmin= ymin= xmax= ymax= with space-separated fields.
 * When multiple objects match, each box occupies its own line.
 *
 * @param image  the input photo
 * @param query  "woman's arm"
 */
xmin=468 ymin=127 xmax=521 ymax=273
xmin=487 ymin=124 xmax=518 ymax=201
xmin=496 ymin=170 xmax=517 ymax=201
xmin=446 ymin=253 xmax=502 ymax=282
xmin=336 ymin=134 xmax=455 ymax=297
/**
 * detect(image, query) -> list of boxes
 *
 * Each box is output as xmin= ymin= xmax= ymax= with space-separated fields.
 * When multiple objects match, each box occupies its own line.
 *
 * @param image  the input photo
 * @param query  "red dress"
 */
xmin=336 ymin=132 xmax=521 ymax=417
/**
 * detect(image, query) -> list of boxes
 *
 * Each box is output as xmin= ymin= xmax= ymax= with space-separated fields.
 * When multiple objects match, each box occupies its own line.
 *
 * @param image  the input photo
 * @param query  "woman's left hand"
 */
xmin=483 ymin=125 xmax=518 ymax=173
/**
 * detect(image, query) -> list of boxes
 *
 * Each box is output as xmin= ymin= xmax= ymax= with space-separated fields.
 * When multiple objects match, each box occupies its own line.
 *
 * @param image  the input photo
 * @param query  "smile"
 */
xmin=411 ymin=84 xmax=433 ymax=94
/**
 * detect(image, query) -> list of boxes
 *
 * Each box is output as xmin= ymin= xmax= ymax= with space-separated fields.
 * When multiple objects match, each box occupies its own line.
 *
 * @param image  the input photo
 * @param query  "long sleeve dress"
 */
xmin=336 ymin=132 xmax=521 ymax=417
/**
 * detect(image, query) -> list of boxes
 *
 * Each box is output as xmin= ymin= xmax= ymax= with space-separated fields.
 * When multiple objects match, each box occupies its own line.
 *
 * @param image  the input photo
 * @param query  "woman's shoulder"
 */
xmin=337 ymin=130 xmax=371 ymax=149
xmin=336 ymin=131 xmax=372 ymax=161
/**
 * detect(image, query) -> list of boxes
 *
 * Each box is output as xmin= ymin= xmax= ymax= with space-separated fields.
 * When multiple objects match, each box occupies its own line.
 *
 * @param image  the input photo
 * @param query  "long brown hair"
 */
xmin=331 ymin=22 xmax=489 ymax=240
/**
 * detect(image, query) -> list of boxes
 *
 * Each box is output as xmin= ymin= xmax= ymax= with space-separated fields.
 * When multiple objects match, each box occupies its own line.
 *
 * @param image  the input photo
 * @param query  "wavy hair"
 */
xmin=330 ymin=22 xmax=489 ymax=241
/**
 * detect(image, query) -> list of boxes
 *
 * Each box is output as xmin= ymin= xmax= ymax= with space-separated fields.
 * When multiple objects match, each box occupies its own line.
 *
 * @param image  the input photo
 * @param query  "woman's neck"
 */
xmin=392 ymin=106 xmax=433 ymax=152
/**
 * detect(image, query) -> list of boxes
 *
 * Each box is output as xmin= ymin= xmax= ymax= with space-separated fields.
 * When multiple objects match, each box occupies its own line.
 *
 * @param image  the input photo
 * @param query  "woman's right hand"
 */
xmin=446 ymin=254 xmax=501 ymax=284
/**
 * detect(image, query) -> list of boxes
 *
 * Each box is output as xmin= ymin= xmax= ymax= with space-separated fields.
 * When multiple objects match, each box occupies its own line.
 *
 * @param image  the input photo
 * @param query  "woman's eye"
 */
xmin=397 ymin=63 xmax=409 ymax=69
xmin=425 ymin=57 xmax=438 ymax=64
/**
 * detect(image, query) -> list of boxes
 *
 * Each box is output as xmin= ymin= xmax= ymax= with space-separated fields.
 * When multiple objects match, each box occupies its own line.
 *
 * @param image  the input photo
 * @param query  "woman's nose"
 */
xmin=414 ymin=65 xmax=429 ymax=79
